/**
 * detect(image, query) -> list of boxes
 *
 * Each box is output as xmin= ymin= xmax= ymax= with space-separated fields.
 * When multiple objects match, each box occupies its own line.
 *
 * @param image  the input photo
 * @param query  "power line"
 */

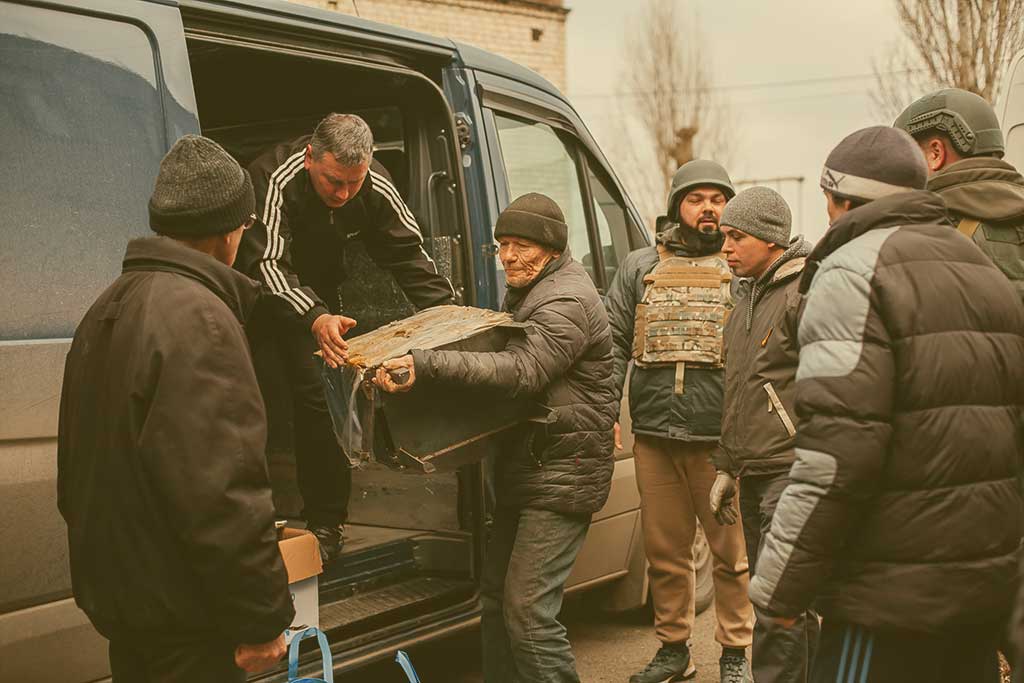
xmin=569 ymin=69 xmax=922 ymax=100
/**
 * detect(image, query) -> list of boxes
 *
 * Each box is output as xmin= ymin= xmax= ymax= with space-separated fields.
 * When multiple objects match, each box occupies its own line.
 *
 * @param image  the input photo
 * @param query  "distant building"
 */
xmin=288 ymin=0 xmax=569 ymax=91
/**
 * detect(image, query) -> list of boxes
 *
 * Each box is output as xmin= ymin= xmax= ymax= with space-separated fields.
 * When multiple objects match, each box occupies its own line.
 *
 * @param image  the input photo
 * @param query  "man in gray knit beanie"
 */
xmin=58 ymin=134 xmax=293 ymax=683
xmin=712 ymin=185 xmax=818 ymax=683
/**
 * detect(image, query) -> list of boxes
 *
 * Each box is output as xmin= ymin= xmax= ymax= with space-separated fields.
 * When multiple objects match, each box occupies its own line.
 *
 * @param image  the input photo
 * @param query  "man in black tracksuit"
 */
xmin=236 ymin=113 xmax=455 ymax=562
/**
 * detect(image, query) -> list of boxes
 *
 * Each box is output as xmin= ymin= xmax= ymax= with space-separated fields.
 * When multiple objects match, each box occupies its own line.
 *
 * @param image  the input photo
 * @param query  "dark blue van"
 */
xmin=0 ymin=1 xmax=675 ymax=679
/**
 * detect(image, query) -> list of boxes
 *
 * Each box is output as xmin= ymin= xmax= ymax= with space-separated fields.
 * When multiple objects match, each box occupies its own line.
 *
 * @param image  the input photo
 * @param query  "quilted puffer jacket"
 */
xmin=411 ymin=254 xmax=617 ymax=516
xmin=749 ymin=190 xmax=1024 ymax=633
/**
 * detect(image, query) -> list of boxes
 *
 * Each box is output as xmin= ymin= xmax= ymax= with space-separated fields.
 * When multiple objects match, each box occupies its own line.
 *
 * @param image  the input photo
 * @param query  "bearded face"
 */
xmin=678 ymin=186 xmax=728 ymax=234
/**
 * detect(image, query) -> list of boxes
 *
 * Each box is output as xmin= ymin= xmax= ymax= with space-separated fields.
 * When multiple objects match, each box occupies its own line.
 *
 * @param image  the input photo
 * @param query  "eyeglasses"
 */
xmin=243 ymin=213 xmax=258 ymax=230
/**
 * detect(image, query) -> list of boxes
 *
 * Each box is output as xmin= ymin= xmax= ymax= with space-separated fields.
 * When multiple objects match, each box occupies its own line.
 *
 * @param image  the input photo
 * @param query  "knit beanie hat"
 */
xmin=149 ymin=134 xmax=255 ymax=237
xmin=819 ymin=126 xmax=928 ymax=202
xmin=493 ymin=193 xmax=568 ymax=251
xmin=720 ymin=186 xmax=792 ymax=245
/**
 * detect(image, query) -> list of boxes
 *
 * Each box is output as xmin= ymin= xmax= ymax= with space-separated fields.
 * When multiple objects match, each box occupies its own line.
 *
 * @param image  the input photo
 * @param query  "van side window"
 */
xmin=492 ymin=113 xmax=597 ymax=283
xmin=0 ymin=3 xmax=165 ymax=341
xmin=585 ymin=160 xmax=631 ymax=283
xmin=0 ymin=3 xmax=167 ymax=617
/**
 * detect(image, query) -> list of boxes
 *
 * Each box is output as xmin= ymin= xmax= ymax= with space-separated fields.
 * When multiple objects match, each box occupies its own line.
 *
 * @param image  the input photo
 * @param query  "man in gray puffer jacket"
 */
xmin=376 ymin=193 xmax=617 ymax=683
xmin=752 ymin=126 xmax=1024 ymax=683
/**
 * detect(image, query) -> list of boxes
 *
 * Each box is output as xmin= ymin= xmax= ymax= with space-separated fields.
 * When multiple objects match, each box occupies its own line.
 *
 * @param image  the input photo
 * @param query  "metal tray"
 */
xmin=322 ymin=306 xmax=533 ymax=473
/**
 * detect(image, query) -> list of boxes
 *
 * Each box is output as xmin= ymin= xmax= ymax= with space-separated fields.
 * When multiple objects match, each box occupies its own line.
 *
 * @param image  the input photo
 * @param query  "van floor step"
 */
xmin=320 ymin=576 xmax=467 ymax=632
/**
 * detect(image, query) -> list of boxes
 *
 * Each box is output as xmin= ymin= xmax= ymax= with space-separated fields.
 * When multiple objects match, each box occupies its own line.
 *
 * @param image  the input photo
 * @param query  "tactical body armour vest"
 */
xmin=633 ymin=246 xmax=733 ymax=394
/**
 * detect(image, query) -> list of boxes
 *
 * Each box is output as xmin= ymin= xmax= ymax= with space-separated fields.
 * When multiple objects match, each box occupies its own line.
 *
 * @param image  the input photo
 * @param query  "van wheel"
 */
xmin=694 ymin=523 xmax=714 ymax=615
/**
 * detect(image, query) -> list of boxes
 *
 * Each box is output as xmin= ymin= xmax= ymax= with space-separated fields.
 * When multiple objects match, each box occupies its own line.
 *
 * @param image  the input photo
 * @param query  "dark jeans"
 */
xmin=109 ymin=638 xmax=244 ymax=683
xmin=262 ymin=325 xmax=351 ymax=527
xmin=481 ymin=506 xmax=590 ymax=683
xmin=741 ymin=473 xmax=820 ymax=682
xmin=811 ymin=619 xmax=1001 ymax=683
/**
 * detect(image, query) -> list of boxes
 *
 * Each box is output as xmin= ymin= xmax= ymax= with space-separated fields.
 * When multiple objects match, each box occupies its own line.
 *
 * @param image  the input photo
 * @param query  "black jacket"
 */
xmin=236 ymin=135 xmax=454 ymax=329
xmin=713 ymin=239 xmax=810 ymax=477
xmin=750 ymin=191 xmax=1024 ymax=633
xmin=605 ymin=245 xmax=724 ymax=441
xmin=411 ymin=255 xmax=617 ymax=516
xmin=57 ymin=237 xmax=294 ymax=645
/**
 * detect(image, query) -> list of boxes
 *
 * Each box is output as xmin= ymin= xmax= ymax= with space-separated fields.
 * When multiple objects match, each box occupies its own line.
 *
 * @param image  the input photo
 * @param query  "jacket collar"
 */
xmin=799 ymin=190 xmax=948 ymax=294
xmin=927 ymin=156 xmax=1024 ymax=222
xmin=122 ymin=236 xmax=262 ymax=324
xmin=742 ymin=237 xmax=811 ymax=330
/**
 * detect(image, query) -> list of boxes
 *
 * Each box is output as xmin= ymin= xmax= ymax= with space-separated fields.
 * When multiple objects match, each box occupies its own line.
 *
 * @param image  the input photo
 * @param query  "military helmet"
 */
xmin=666 ymin=159 xmax=736 ymax=221
xmin=893 ymin=88 xmax=1004 ymax=157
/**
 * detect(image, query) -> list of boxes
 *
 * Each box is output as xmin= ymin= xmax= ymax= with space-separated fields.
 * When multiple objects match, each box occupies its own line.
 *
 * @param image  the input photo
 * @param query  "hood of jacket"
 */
xmin=800 ymin=190 xmax=949 ymax=294
xmin=657 ymin=222 xmax=725 ymax=257
xmin=927 ymin=157 xmax=1024 ymax=223
xmin=123 ymin=236 xmax=263 ymax=325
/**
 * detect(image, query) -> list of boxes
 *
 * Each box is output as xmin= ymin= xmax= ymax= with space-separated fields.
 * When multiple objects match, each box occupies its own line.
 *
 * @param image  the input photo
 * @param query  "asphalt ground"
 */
xmin=338 ymin=595 xmax=728 ymax=683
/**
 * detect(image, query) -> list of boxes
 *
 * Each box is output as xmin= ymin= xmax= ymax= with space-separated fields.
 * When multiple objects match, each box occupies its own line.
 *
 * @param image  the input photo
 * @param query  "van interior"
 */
xmin=186 ymin=37 xmax=481 ymax=658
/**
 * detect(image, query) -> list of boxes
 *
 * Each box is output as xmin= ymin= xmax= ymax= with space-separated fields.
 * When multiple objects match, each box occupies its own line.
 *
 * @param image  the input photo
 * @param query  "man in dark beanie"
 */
xmin=58 ymin=134 xmax=294 ymax=682
xmin=709 ymin=186 xmax=817 ymax=683
xmin=605 ymin=159 xmax=754 ymax=683
xmin=375 ymin=193 xmax=617 ymax=683
xmin=751 ymin=126 xmax=1024 ymax=682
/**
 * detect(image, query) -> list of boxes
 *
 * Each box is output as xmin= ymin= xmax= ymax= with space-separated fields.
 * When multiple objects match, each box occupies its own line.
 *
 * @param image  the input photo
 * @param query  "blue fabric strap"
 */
xmin=287 ymin=627 xmax=333 ymax=683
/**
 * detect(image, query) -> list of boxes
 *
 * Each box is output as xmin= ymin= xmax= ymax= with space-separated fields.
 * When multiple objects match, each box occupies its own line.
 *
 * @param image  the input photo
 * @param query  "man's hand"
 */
xmin=614 ymin=422 xmax=623 ymax=451
xmin=311 ymin=314 xmax=357 ymax=368
xmin=234 ymin=634 xmax=286 ymax=674
xmin=709 ymin=471 xmax=738 ymax=526
xmin=374 ymin=355 xmax=416 ymax=393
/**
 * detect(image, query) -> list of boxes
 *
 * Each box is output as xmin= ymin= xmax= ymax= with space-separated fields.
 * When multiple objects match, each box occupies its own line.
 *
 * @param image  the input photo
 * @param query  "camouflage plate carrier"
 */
xmin=633 ymin=246 xmax=733 ymax=395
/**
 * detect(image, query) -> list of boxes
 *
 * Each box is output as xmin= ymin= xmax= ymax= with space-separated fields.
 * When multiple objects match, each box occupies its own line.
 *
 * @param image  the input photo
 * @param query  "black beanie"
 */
xmin=820 ymin=126 xmax=928 ymax=203
xmin=493 ymin=193 xmax=568 ymax=251
xmin=148 ymin=134 xmax=255 ymax=237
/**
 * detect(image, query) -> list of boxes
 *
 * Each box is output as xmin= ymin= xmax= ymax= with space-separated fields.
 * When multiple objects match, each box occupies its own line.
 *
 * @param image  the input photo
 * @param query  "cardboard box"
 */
xmin=278 ymin=528 xmax=323 ymax=644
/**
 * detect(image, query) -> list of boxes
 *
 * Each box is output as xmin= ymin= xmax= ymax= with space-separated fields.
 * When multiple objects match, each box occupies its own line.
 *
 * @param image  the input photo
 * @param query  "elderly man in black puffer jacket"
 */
xmin=376 ymin=192 xmax=617 ymax=683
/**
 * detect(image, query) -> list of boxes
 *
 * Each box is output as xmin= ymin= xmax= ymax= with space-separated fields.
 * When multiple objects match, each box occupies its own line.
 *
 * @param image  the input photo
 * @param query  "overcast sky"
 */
xmin=563 ymin=0 xmax=905 ymax=243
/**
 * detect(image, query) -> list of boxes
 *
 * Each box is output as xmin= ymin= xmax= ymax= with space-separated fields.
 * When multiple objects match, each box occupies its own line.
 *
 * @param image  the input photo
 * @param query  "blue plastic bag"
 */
xmin=287 ymin=627 xmax=333 ymax=683
xmin=395 ymin=650 xmax=421 ymax=682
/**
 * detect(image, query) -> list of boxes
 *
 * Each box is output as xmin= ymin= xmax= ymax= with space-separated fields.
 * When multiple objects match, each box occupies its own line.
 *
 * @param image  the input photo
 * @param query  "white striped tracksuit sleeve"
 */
xmin=242 ymin=149 xmax=329 ymax=329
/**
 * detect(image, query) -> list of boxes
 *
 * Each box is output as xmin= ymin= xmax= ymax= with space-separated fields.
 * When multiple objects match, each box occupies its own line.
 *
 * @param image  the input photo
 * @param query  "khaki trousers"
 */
xmin=634 ymin=434 xmax=753 ymax=648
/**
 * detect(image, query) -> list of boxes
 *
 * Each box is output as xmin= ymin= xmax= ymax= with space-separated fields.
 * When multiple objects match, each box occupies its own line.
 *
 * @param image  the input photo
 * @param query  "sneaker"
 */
xmin=719 ymin=652 xmax=752 ymax=683
xmin=629 ymin=644 xmax=696 ymax=683
xmin=308 ymin=524 xmax=344 ymax=566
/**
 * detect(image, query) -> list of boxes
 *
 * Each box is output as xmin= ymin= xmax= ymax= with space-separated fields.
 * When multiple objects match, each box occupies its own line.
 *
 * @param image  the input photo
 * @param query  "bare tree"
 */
xmin=611 ymin=0 xmax=733 ymax=231
xmin=873 ymin=0 xmax=1024 ymax=120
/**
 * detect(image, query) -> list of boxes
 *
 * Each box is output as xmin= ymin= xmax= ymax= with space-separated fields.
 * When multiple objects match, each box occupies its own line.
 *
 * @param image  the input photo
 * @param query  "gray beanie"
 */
xmin=493 ymin=193 xmax=568 ymax=251
xmin=149 ymin=134 xmax=255 ymax=237
xmin=819 ymin=126 xmax=927 ymax=202
xmin=720 ymin=186 xmax=792 ymax=245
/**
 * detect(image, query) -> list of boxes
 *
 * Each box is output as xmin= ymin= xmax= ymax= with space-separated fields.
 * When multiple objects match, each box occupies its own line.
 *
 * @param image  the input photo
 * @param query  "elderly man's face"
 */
xmin=498 ymin=236 xmax=559 ymax=288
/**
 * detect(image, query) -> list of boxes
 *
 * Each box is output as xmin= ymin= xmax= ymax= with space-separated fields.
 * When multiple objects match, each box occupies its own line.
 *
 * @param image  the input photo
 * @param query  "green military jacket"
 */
xmin=928 ymin=157 xmax=1024 ymax=304
xmin=712 ymin=239 xmax=811 ymax=476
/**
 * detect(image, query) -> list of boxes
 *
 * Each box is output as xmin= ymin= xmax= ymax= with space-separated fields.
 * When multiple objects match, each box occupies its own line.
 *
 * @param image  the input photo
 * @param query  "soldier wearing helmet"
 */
xmin=605 ymin=160 xmax=754 ymax=683
xmin=895 ymin=88 xmax=1024 ymax=302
